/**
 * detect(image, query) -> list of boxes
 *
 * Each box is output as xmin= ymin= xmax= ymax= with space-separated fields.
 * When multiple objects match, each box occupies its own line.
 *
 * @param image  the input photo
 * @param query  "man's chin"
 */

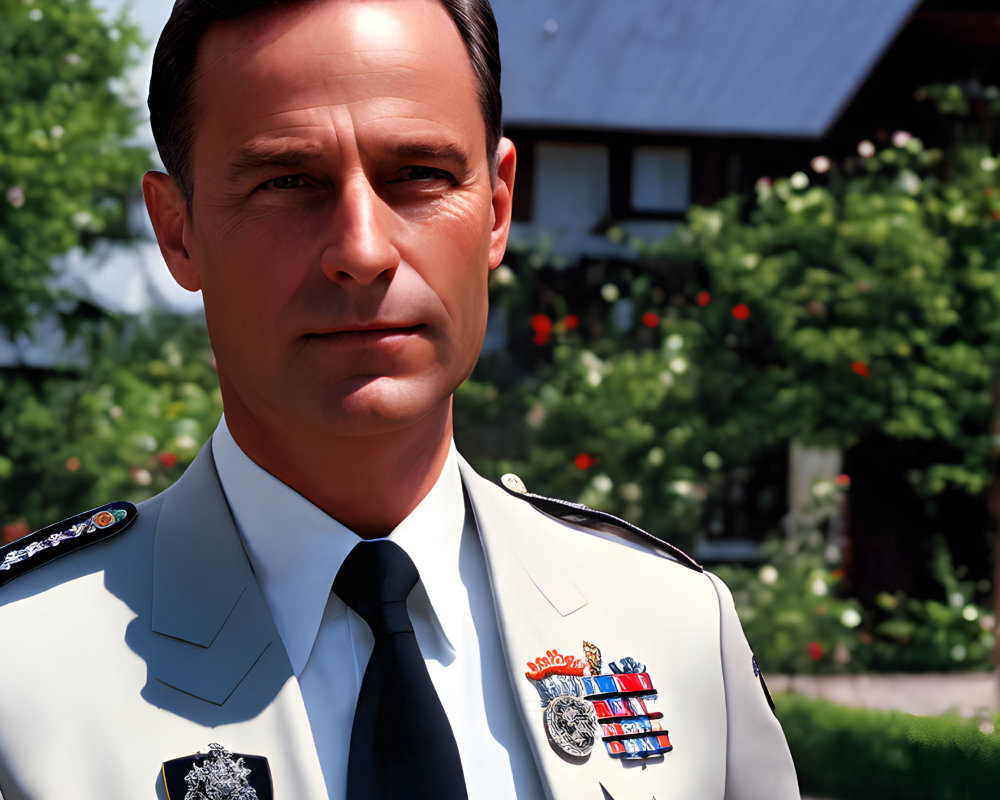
xmin=319 ymin=376 xmax=452 ymax=439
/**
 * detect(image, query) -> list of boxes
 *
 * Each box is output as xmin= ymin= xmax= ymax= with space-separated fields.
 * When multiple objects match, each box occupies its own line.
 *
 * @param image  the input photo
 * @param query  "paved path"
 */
xmin=768 ymin=672 xmax=997 ymax=717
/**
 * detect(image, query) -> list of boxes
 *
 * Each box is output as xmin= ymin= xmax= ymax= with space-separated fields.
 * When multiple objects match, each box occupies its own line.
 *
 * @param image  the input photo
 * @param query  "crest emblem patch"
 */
xmin=161 ymin=744 xmax=273 ymax=800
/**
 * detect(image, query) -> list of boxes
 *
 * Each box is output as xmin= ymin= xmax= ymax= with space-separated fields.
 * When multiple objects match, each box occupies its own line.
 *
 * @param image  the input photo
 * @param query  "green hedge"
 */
xmin=777 ymin=693 xmax=1000 ymax=799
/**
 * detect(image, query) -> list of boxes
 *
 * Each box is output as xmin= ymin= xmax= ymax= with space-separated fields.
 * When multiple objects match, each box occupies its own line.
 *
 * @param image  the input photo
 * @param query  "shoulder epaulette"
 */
xmin=0 ymin=501 xmax=137 ymax=588
xmin=499 ymin=473 xmax=703 ymax=573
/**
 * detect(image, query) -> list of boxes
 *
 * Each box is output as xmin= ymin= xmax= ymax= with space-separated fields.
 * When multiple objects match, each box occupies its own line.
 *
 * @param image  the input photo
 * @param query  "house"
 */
xmin=494 ymin=0 xmax=998 ymax=257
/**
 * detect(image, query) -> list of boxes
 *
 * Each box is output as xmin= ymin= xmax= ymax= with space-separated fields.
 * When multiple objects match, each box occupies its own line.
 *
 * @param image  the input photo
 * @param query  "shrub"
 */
xmin=778 ymin=693 xmax=1000 ymax=799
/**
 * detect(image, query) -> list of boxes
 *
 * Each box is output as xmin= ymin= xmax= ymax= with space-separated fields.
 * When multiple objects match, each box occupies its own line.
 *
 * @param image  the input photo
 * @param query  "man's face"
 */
xmin=148 ymin=0 xmax=514 ymax=442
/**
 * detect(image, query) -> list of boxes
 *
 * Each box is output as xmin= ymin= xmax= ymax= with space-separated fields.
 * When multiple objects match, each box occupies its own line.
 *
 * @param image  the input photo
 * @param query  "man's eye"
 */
xmin=389 ymin=166 xmax=452 ymax=184
xmin=266 ymin=174 xmax=309 ymax=190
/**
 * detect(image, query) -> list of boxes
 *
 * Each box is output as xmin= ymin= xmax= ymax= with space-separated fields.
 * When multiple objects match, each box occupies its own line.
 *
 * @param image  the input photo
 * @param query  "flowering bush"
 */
xmin=0 ymin=0 xmax=149 ymax=335
xmin=0 ymin=317 xmax=222 ymax=534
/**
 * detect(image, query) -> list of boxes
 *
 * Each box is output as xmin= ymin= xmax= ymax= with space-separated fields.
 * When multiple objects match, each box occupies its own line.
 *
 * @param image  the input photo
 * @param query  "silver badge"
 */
xmin=544 ymin=694 xmax=599 ymax=757
xmin=183 ymin=743 xmax=259 ymax=800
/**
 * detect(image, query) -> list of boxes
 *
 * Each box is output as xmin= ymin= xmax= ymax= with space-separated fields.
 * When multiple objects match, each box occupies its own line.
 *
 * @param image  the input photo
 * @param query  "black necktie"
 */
xmin=333 ymin=540 xmax=468 ymax=800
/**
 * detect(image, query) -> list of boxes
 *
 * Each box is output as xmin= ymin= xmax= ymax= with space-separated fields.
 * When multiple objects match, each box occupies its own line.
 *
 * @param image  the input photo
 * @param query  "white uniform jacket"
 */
xmin=0 ymin=441 xmax=798 ymax=799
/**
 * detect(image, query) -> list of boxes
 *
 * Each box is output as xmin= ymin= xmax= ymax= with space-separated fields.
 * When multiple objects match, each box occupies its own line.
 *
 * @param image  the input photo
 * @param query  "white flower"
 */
xmin=133 ymin=468 xmax=152 ymax=487
xmin=72 ymin=211 xmax=93 ymax=229
xmin=857 ymin=140 xmax=876 ymax=158
xmin=979 ymin=721 xmax=995 ymax=735
xmin=491 ymin=264 xmax=515 ymax=286
xmin=892 ymin=130 xmax=912 ymax=148
xmin=592 ymin=474 xmax=613 ymax=494
xmin=671 ymin=480 xmax=695 ymax=497
xmin=789 ymin=171 xmax=809 ymax=190
xmin=897 ymin=170 xmax=921 ymax=196
xmin=962 ymin=605 xmax=979 ymax=622
xmin=949 ymin=591 xmax=965 ymax=609
xmin=600 ymin=283 xmax=620 ymax=303
xmin=647 ymin=447 xmax=665 ymax=466
xmin=950 ymin=644 xmax=967 ymax=662
xmin=586 ymin=369 xmax=602 ymax=388
xmin=175 ymin=434 xmax=198 ymax=450
xmin=741 ymin=253 xmax=760 ymax=270
xmin=668 ymin=357 xmax=688 ymax=374
xmin=810 ymin=156 xmax=831 ymax=174
xmin=758 ymin=565 xmax=779 ymax=585
xmin=811 ymin=578 xmax=828 ymax=597
xmin=840 ymin=609 xmax=862 ymax=628
xmin=108 ymin=405 xmax=123 ymax=421
xmin=811 ymin=480 xmax=835 ymax=500
xmin=525 ymin=404 xmax=545 ymax=428
xmin=64 ymin=53 xmax=82 ymax=66
xmin=620 ymin=482 xmax=642 ymax=502
xmin=28 ymin=7 xmax=42 ymax=20
xmin=665 ymin=334 xmax=684 ymax=351
xmin=50 ymin=125 xmax=64 ymax=139
xmin=5 ymin=186 xmax=25 ymax=208
xmin=658 ymin=370 xmax=675 ymax=387
xmin=980 ymin=156 xmax=998 ymax=173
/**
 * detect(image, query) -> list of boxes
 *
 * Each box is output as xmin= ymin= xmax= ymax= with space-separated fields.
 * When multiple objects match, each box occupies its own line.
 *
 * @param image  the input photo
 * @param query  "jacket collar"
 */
xmin=149 ymin=441 xmax=284 ymax=706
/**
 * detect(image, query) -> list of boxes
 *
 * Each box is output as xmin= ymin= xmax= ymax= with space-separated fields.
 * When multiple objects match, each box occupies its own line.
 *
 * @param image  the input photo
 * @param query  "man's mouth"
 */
xmin=308 ymin=324 xmax=426 ymax=347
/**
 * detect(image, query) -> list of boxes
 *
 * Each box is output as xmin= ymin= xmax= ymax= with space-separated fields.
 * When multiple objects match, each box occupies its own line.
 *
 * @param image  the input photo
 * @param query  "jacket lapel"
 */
xmin=460 ymin=459 xmax=705 ymax=800
xmin=460 ymin=459 xmax=613 ymax=800
xmin=148 ymin=442 xmax=290 ymax=709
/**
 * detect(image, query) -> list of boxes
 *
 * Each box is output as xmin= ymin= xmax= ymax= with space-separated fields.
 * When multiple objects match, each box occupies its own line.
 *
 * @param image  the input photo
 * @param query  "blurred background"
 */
xmin=3 ymin=0 xmax=1000 ymax=796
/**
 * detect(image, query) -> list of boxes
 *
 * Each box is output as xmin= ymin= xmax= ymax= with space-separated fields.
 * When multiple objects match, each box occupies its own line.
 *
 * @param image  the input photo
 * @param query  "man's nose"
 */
xmin=320 ymin=174 xmax=400 ymax=286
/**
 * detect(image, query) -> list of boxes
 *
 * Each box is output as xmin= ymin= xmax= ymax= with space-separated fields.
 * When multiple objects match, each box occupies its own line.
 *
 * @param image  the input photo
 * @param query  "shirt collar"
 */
xmin=211 ymin=416 xmax=464 ymax=674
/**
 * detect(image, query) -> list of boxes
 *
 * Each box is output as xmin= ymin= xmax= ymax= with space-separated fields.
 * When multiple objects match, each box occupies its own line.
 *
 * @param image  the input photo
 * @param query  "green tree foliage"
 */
xmin=0 ymin=0 xmax=149 ymax=334
xmin=461 ymin=95 xmax=1000 ymax=548
xmin=0 ymin=318 xmax=222 ymax=531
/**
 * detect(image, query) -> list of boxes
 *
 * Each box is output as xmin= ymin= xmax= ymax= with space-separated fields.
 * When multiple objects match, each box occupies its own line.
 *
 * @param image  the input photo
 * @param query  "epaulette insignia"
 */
xmin=500 ymin=474 xmax=703 ymax=573
xmin=0 ymin=501 xmax=137 ymax=588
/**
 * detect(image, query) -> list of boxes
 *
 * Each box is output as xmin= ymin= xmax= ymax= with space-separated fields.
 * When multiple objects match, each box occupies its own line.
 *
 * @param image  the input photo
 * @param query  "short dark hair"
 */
xmin=148 ymin=0 xmax=502 ymax=205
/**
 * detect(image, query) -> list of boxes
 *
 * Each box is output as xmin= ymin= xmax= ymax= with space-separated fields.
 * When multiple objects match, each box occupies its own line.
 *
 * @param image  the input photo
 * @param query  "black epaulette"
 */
xmin=0 ymin=501 xmax=137 ymax=589
xmin=499 ymin=474 xmax=703 ymax=573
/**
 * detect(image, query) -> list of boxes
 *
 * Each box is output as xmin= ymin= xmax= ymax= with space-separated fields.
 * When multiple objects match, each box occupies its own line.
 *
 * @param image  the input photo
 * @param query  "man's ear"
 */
xmin=488 ymin=137 xmax=516 ymax=270
xmin=142 ymin=171 xmax=202 ymax=292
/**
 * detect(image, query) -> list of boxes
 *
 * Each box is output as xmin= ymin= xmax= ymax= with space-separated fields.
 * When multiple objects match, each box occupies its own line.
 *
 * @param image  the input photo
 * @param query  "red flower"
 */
xmin=808 ymin=641 xmax=823 ymax=661
xmin=852 ymin=361 xmax=870 ymax=378
xmin=531 ymin=314 xmax=552 ymax=345
xmin=834 ymin=473 xmax=851 ymax=488
xmin=158 ymin=452 xmax=178 ymax=469
xmin=732 ymin=303 xmax=750 ymax=321
xmin=65 ymin=457 xmax=81 ymax=472
xmin=641 ymin=311 xmax=660 ymax=329
xmin=3 ymin=519 xmax=29 ymax=545
xmin=696 ymin=291 xmax=712 ymax=307
xmin=563 ymin=314 xmax=579 ymax=331
xmin=575 ymin=453 xmax=596 ymax=470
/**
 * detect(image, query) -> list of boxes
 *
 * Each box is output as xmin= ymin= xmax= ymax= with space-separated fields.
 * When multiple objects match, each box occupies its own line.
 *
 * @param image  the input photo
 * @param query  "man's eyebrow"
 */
xmin=384 ymin=141 xmax=471 ymax=172
xmin=223 ymin=139 xmax=474 ymax=182
xmin=224 ymin=141 xmax=326 ymax=181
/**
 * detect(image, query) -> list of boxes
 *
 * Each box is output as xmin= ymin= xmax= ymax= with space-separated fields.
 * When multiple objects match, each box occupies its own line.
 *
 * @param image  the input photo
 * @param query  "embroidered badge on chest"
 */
xmin=161 ymin=743 xmax=273 ymax=800
xmin=525 ymin=641 xmax=673 ymax=764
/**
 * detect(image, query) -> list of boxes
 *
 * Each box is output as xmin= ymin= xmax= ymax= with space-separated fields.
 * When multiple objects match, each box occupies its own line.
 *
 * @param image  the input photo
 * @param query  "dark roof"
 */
xmin=494 ymin=0 xmax=921 ymax=138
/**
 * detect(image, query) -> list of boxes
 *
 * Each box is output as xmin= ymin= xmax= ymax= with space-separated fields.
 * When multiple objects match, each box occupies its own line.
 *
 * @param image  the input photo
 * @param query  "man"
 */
xmin=0 ymin=0 xmax=798 ymax=798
